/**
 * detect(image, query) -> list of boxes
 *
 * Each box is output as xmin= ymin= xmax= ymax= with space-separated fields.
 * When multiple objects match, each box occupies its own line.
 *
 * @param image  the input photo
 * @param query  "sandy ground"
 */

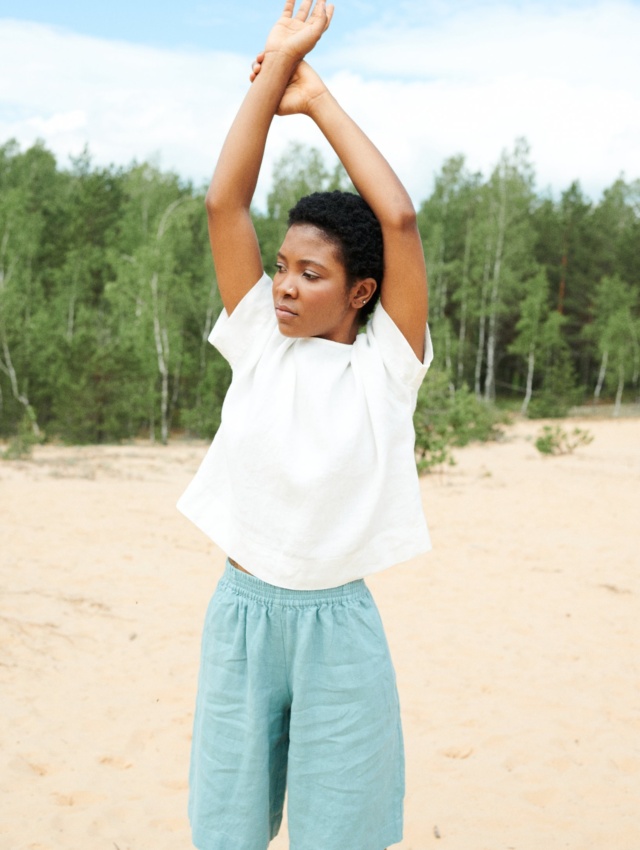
xmin=1 ymin=417 xmax=639 ymax=850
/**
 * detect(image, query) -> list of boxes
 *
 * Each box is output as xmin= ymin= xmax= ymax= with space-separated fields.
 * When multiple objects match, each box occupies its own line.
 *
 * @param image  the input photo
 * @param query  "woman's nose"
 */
xmin=278 ymin=276 xmax=297 ymax=297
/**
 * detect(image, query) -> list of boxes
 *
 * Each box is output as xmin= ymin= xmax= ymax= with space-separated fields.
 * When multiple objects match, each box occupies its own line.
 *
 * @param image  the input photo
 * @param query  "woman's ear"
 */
xmin=350 ymin=278 xmax=377 ymax=310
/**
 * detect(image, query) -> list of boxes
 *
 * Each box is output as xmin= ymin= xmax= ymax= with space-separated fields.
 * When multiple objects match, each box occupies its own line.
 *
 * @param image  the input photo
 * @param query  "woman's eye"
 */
xmin=302 ymin=271 xmax=319 ymax=281
xmin=274 ymin=263 xmax=285 ymax=274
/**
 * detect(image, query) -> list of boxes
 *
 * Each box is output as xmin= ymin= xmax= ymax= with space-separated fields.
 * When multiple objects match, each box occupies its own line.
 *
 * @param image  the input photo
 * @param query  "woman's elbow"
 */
xmin=385 ymin=203 xmax=418 ymax=233
xmin=205 ymin=188 xmax=223 ymax=217
xmin=205 ymin=187 xmax=249 ymax=220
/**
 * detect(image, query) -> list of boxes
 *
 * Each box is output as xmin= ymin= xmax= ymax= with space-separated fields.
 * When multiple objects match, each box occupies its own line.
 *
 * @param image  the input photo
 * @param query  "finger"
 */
xmin=310 ymin=0 xmax=331 ymax=30
xmin=281 ymin=0 xmax=295 ymax=19
xmin=249 ymin=56 xmax=263 ymax=82
xmin=324 ymin=3 xmax=335 ymax=30
xmin=294 ymin=0 xmax=314 ymax=21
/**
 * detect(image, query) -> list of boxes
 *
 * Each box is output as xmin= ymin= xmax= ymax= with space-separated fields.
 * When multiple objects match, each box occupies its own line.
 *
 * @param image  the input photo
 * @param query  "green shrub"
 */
xmin=527 ymin=350 xmax=582 ymax=418
xmin=413 ymin=369 xmax=505 ymax=472
xmin=2 ymin=408 xmax=43 ymax=460
xmin=534 ymin=425 xmax=593 ymax=456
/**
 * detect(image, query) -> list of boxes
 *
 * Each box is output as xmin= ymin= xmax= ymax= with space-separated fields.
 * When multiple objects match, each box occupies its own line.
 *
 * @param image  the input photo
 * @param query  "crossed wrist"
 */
xmin=262 ymin=47 xmax=303 ymax=68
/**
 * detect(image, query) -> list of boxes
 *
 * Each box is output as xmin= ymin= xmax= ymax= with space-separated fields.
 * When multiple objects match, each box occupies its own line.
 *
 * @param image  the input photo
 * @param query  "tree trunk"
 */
xmin=431 ymin=190 xmax=449 ymax=324
xmin=150 ymin=271 xmax=170 ymax=445
xmin=0 ymin=334 xmax=41 ymax=438
xmin=521 ymin=345 xmax=535 ymax=414
xmin=614 ymin=363 xmax=624 ymax=416
xmin=0 ymin=222 xmax=41 ymax=438
xmin=169 ymin=354 xmax=182 ymax=424
xmin=444 ymin=323 xmax=454 ymax=392
xmin=474 ymin=235 xmax=493 ymax=398
xmin=484 ymin=174 xmax=507 ymax=403
xmin=594 ymin=349 xmax=608 ymax=399
xmin=456 ymin=220 xmax=472 ymax=386
xmin=147 ymin=195 xmax=193 ymax=444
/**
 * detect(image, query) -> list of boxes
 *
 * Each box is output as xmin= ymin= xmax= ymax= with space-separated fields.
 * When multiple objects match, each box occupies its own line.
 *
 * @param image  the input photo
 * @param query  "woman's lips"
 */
xmin=275 ymin=304 xmax=297 ymax=320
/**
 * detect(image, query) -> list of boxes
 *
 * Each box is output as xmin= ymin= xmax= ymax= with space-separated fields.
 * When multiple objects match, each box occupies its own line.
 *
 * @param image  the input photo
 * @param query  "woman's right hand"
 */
xmin=251 ymin=57 xmax=328 ymax=117
xmin=262 ymin=0 xmax=334 ymax=64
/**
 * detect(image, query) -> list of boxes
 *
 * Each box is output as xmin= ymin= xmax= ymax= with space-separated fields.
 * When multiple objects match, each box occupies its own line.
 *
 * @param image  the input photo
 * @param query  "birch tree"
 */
xmin=418 ymin=155 xmax=483 ymax=387
xmin=589 ymin=275 xmax=638 ymax=412
xmin=527 ymin=310 xmax=575 ymax=418
xmin=0 ymin=143 xmax=53 ymax=437
xmin=480 ymin=139 xmax=537 ymax=402
xmin=508 ymin=269 xmax=551 ymax=414
xmin=110 ymin=166 xmax=201 ymax=443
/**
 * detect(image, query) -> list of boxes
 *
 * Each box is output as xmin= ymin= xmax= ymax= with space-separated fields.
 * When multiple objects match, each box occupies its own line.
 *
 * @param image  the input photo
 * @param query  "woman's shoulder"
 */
xmin=358 ymin=303 xmax=433 ymax=392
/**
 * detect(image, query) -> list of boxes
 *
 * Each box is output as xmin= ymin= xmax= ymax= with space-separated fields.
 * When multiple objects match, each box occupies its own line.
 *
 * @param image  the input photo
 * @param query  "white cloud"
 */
xmin=0 ymin=20 xmax=249 ymax=188
xmin=1 ymin=2 xmax=639 ymax=209
xmin=332 ymin=0 xmax=640 ymax=88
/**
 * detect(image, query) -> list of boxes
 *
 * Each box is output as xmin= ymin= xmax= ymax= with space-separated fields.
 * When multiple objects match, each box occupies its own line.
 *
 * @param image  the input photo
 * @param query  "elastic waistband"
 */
xmin=219 ymin=560 xmax=369 ymax=608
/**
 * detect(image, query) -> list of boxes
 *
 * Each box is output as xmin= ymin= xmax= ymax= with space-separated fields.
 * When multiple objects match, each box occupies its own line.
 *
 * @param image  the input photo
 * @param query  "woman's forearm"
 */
xmin=206 ymin=52 xmax=298 ymax=214
xmin=304 ymin=77 xmax=428 ymax=355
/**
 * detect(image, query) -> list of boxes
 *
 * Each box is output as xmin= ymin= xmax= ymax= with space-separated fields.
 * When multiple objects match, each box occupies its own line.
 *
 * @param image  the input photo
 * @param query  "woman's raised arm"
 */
xmin=254 ymin=58 xmax=428 ymax=358
xmin=205 ymin=0 xmax=333 ymax=315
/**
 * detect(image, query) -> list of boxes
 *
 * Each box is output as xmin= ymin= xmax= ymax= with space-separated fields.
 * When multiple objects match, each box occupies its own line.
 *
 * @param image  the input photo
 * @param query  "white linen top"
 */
xmin=177 ymin=272 xmax=433 ymax=590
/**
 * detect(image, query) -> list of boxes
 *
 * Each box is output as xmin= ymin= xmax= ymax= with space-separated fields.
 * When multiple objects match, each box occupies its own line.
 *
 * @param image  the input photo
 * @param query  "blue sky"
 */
xmin=0 ymin=0 xmax=416 ymax=53
xmin=1 ymin=0 xmax=639 ymax=206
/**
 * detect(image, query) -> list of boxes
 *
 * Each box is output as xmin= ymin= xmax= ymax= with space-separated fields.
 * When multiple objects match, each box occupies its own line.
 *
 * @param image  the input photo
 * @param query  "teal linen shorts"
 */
xmin=189 ymin=560 xmax=405 ymax=850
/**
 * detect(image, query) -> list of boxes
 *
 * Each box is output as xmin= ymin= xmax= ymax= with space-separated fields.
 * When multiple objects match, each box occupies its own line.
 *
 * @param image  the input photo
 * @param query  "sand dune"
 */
xmin=1 ymin=417 xmax=639 ymax=850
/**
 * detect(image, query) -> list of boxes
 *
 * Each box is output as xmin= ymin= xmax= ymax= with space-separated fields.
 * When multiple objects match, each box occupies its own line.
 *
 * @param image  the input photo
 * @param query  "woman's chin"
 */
xmin=276 ymin=320 xmax=305 ymax=338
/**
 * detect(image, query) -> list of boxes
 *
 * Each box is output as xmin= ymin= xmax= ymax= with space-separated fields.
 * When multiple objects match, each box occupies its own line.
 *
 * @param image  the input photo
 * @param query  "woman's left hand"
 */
xmin=250 ymin=56 xmax=328 ymax=116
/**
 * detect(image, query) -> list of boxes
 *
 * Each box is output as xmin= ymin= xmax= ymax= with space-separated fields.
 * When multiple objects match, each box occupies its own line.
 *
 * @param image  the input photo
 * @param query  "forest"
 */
xmin=0 ymin=137 xmax=638 ymax=451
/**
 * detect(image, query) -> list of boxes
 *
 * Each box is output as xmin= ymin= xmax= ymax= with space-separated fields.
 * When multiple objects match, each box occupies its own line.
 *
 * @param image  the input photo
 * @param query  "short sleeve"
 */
xmin=208 ymin=273 xmax=276 ymax=371
xmin=368 ymin=303 xmax=434 ymax=392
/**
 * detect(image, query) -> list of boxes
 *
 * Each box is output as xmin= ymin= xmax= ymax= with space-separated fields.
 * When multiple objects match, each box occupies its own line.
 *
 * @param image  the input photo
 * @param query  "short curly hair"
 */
xmin=287 ymin=190 xmax=383 ymax=323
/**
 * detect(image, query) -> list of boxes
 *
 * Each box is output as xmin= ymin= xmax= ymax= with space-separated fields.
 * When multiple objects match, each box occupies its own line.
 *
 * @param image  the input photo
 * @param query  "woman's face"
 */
xmin=273 ymin=224 xmax=363 ymax=345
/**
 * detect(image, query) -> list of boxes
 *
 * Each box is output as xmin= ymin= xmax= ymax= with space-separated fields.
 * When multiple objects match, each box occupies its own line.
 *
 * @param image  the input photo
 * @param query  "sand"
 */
xmin=1 ymin=417 xmax=639 ymax=850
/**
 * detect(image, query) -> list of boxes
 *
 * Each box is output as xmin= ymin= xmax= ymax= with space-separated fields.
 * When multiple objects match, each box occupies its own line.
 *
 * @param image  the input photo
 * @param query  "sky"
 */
xmin=1 ymin=0 xmax=639 ymax=209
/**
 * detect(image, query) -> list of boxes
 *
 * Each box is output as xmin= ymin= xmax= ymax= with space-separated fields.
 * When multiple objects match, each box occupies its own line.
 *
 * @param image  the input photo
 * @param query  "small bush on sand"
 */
xmin=2 ymin=410 xmax=43 ymax=460
xmin=414 ymin=370 xmax=506 ymax=472
xmin=534 ymin=425 xmax=593 ymax=456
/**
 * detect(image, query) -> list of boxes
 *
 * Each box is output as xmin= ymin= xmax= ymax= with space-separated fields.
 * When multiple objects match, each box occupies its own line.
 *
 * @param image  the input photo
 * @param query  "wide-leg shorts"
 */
xmin=189 ymin=561 xmax=405 ymax=850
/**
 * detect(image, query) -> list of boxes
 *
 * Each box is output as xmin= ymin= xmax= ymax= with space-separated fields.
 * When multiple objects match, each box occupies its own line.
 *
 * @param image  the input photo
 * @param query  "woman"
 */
xmin=178 ymin=2 xmax=432 ymax=847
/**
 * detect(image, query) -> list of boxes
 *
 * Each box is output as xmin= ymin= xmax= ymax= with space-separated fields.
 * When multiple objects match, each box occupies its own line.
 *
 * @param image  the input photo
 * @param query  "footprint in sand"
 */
xmin=440 ymin=745 xmax=474 ymax=760
xmin=8 ymin=756 xmax=52 ymax=777
xmin=99 ymin=755 xmax=133 ymax=770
